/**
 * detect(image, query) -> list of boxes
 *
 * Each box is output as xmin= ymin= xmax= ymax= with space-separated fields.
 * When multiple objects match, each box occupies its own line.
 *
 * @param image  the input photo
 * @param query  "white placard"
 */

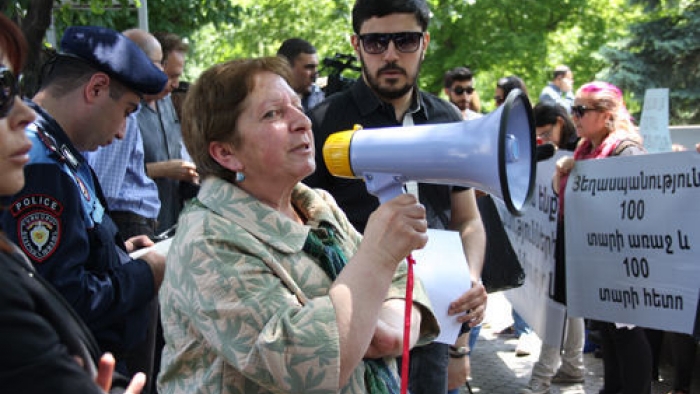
xmin=565 ymin=151 xmax=700 ymax=335
xmin=495 ymin=151 xmax=569 ymax=346
xmin=412 ymin=229 xmax=471 ymax=344
xmin=640 ymin=88 xmax=672 ymax=153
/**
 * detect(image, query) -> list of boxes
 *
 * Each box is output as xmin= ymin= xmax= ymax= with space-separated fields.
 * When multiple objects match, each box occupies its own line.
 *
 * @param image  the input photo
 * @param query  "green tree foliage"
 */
xmin=1 ymin=0 xmax=241 ymax=94
xmin=183 ymin=0 xmax=641 ymax=111
xmin=3 ymin=0 xmax=697 ymax=125
xmin=598 ymin=1 xmax=700 ymax=124
xmin=49 ymin=0 xmax=241 ymax=42
xmin=424 ymin=0 xmax=643 ymax=111
xmin=185 ymin=0 xmax=356 ymax=81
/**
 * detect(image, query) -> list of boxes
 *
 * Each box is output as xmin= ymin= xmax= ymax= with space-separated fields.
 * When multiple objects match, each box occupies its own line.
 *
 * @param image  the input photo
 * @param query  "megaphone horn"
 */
xmin=322 ymin=89 xmax=536 ymax=215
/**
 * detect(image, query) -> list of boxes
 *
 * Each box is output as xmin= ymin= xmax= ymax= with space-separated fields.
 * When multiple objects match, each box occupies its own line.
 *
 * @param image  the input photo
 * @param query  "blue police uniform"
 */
xmin=0 ymin=102 xmax=155 ymax=359
xmin=0 ymin=26 xmax=167 ymax=370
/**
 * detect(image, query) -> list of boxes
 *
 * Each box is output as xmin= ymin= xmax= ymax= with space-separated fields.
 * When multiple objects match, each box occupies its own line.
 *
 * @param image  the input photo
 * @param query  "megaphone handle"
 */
xmin=363 ymin=172 xmax=406 ymax=204
xmin=400 ymin=253 xmax=416 ymax=394
xmin=362 ymin=172 xmax=414 ymax=394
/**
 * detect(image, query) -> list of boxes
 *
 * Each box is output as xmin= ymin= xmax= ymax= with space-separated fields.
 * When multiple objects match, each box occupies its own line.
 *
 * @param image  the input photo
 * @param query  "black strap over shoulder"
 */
xmin=612 ymin=139 xmax=644 ymax=156
xmin=33 ymin=124 xmax=80 ymax=171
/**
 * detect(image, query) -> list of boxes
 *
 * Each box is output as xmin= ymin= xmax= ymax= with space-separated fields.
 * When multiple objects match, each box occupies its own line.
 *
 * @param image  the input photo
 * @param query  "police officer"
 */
xmin=0 ymin=26 xmax=167 ymax=376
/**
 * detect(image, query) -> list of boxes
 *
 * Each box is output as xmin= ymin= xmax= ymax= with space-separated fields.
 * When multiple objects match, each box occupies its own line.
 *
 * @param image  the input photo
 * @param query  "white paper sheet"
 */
xmin=412 ymin=229 xmax=471 ymax=344
xmin=129 ymin=237 xmax=173 ymax=259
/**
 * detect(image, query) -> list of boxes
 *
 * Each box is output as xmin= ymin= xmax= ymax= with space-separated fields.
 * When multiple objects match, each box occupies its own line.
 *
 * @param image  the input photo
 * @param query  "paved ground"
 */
xmin=459 ymin=292 xmax=700 ymax=394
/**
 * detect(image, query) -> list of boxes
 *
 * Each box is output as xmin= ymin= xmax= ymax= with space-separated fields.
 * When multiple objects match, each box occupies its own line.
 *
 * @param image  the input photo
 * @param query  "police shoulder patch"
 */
xmin=14 ymin=196 xmax=62 ymax=263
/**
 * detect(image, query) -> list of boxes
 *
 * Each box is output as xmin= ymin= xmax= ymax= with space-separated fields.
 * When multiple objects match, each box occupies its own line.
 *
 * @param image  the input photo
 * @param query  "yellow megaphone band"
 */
xmin=322 ymin=125 xmax=363 ymax=178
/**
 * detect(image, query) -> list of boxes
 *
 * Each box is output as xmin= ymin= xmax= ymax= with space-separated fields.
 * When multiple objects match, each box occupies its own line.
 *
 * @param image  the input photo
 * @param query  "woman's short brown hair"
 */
xmin=0 ymin=14 xmax=28 ymax=73
xmin=181 ymin=56 xmax=293 ymax=183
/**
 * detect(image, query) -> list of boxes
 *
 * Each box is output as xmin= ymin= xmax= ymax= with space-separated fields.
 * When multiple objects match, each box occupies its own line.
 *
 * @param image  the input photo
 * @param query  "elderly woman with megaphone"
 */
xmin=157 ymin=56 xmax=440 ymax=394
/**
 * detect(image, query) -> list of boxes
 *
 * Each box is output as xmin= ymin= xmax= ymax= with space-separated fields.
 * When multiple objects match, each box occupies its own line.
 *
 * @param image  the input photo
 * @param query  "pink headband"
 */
xmin=580 ymin=81 xmax=623 ymax=98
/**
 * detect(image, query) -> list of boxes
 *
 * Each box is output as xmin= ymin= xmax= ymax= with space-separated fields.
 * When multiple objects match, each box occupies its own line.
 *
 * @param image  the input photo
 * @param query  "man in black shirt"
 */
xmin=304 ymin=0 xmax=487 ymax=392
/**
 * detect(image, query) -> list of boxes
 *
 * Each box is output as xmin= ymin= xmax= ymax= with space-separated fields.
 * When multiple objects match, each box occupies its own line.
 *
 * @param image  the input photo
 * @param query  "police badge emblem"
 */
xmin=19 ymin=211 xmax=61 ymax=262
xmin=10 ymin=194 xmax=63 ymax=262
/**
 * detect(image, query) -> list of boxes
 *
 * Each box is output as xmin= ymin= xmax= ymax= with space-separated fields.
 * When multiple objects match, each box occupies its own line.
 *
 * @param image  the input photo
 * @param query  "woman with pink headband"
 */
xmin=553 ymin=81 xmax=652 ymax=394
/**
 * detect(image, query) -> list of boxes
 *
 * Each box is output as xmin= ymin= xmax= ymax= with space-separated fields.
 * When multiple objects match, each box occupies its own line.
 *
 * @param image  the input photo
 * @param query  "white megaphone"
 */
xmin=322 ymin=89 xmax=535 ymax=215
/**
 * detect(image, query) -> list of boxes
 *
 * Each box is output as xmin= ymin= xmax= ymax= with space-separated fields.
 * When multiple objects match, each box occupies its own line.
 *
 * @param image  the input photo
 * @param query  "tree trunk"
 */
xmin=20 ymin=0 xmax=55 ymax=97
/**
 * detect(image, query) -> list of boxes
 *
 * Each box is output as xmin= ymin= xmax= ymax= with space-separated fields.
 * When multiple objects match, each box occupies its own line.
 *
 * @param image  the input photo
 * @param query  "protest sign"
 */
xmin=495 ymin=151 xmax=570 ymax=346
xmin=639 ymin=88 xmax=672 ymax=153
xmin=565 ymin=151 xmax=700 ymax=335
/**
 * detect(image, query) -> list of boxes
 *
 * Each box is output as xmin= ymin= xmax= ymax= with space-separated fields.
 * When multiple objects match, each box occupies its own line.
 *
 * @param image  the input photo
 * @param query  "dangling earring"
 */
xmin=235 ymin=172 xmax=245 ymax=183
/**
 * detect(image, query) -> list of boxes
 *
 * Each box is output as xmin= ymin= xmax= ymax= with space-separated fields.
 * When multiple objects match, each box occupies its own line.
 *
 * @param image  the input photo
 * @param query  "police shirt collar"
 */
xmin=26 ymin=99 xmax=84 ymax=171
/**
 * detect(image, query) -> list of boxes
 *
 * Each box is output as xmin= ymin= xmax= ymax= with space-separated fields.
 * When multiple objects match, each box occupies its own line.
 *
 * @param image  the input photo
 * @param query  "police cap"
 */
xmin=60 ymin=26 xmax=167 ymax=95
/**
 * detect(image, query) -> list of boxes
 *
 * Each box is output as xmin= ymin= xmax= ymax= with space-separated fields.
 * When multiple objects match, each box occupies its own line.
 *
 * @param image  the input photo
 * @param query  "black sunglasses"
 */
xmin=571 ymin=105 xmax=597 ymax=118
xmin=452 ymin=86 xmax=475 ymax=95
xmin=0 ymin=66 xmax=20 ymax=118
xmin=358 ymin=32 xmax=424 ymax=55
xmin=494 ymin=96 xmax=505 ymax=105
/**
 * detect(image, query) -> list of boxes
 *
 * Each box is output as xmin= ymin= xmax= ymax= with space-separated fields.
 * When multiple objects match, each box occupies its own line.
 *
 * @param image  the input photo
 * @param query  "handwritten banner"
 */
xmin=565 ymin=151 xmax=700 ymax=335
xmin=494 ymin=151 xmax=570 ymax=346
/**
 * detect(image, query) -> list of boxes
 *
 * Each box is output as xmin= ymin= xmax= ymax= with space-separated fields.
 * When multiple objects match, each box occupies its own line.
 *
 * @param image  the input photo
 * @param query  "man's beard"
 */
xmin=452 ymin=99 xmax=468 ymax=111
xmin=359 ymin=53 xmax=420 ymax=101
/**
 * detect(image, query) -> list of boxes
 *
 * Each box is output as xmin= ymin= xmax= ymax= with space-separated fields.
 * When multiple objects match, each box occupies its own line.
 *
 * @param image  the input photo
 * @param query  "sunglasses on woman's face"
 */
xmin=571 ymin=105 xmax=596 ymax=118
xmin=357 ymin=32 xmax=424 ymax=55
xmin=452 ymin=86 xmax=475 ymax=95
xmin=536 ymin=125 xmax=554 ymax=140
xmin=494 ymin=96 xmax=505 ymax=105
xmin=0 ymin=66 xmax=20 ymax=118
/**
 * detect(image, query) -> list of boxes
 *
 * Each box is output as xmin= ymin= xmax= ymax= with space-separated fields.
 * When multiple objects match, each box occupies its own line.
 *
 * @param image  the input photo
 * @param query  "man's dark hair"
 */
xmin=533 ymin=102 xmax=578 ymax=150
xmin=153 ymin=32 xmax=189 ymax=64
xmin=443 ymin=66 xmax=473 ymax=89
xmin=40 ymin=56 xmax=127 ymax=100
xmin=352 ymin=0 xmax=431 ymax=34
xmin=497 ymin=75 xmax=529 ymax=97
xmin=552 ymin=65 xmax=570 ymax=80
xmin=277 ymin=38 xmax=317 ymax=65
